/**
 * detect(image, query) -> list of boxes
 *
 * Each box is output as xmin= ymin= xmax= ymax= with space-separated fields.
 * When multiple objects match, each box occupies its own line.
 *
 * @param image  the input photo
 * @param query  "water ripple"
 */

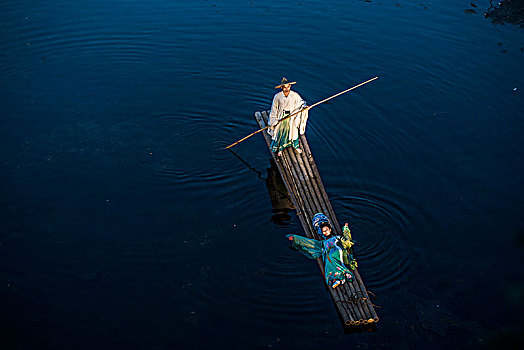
xmin=329 ymin=185 xmax=427 ymax=291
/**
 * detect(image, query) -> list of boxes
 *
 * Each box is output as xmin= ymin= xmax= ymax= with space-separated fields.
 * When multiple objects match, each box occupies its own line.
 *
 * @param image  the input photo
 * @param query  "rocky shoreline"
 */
xmin=485 ymin=0 xmax=524 ymax=27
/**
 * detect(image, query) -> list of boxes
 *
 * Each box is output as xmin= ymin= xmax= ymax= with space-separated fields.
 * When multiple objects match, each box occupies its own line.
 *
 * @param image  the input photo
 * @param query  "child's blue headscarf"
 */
xmin=312 ymin=213 xmax=332 ymax=238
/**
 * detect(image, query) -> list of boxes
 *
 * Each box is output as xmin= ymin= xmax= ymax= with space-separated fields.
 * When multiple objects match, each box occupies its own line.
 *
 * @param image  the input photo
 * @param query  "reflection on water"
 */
xmin=229 ymin=149 xmax=294 ymax=225
xmin=227 ymin=148 xmax=265 ymax=180
xmin=265 ymin=158 xmax=294 ymax=226
xmin=1 ymin=0 xmax=524 ymax=349
xmin=265 ymin=158 xmax=292 ymax=211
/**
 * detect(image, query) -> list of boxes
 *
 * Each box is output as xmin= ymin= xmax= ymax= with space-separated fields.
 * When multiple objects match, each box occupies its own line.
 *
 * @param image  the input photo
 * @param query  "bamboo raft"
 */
xmin=255 ymin=110 xmax=379 ymax=327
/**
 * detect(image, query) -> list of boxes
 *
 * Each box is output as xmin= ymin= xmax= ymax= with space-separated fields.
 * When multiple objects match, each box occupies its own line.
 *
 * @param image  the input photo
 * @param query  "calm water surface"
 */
xmin=1 ymin=0 xmax=523 ymax=349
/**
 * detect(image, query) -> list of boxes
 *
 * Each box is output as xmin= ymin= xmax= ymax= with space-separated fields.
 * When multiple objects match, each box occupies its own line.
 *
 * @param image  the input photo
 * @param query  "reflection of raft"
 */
xmin=255 ymin=110 xmax=379 ymax=328
xmin=265 ymin=158 xmax=295 ymax=211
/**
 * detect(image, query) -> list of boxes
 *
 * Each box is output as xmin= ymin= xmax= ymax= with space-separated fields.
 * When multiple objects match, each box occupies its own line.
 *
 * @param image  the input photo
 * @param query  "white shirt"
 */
xmin=268 ymin=90 xmax=309 ymax=140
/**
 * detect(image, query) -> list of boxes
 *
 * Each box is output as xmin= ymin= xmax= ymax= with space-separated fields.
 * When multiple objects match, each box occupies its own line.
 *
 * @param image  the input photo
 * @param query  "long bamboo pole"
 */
xmin=225 ymin=76 xmax=378 ymax=149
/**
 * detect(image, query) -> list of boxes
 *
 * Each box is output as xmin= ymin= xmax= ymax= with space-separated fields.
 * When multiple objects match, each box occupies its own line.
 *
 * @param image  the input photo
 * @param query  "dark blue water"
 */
xmin=1 ymin=0 xmax=523 ymax=349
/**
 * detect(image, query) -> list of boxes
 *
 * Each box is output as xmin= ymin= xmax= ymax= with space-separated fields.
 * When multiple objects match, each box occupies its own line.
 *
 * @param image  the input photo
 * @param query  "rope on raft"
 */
xmin=336 ymin=290 xmax=381 ymax=311
xmin=338 ymin=289 xmax=381 ymax=325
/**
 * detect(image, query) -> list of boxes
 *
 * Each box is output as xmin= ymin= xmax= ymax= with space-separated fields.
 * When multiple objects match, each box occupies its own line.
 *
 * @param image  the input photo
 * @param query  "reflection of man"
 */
xmin=268 ymin=77 xmax=309 ymax=157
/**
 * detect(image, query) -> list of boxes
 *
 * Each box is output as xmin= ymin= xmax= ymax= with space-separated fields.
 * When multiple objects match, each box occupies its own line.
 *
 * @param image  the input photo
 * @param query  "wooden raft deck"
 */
xmin=255 ymin=110 xmax=379 ymax=327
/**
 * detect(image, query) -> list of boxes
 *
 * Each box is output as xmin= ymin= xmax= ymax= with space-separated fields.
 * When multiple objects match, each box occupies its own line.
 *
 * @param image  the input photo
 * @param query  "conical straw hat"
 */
xmin=275 ymin=77 xmax=297 ymax=89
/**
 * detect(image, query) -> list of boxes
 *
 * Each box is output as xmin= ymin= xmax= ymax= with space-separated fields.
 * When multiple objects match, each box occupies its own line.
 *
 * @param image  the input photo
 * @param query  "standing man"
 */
xmin=268 ymin=77 xmax=309 ymax=157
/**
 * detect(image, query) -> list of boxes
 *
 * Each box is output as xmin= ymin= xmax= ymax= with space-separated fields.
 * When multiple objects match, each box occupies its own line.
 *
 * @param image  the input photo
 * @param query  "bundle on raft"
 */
xmin=255 ymin=110 xmax=379 ymax=327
